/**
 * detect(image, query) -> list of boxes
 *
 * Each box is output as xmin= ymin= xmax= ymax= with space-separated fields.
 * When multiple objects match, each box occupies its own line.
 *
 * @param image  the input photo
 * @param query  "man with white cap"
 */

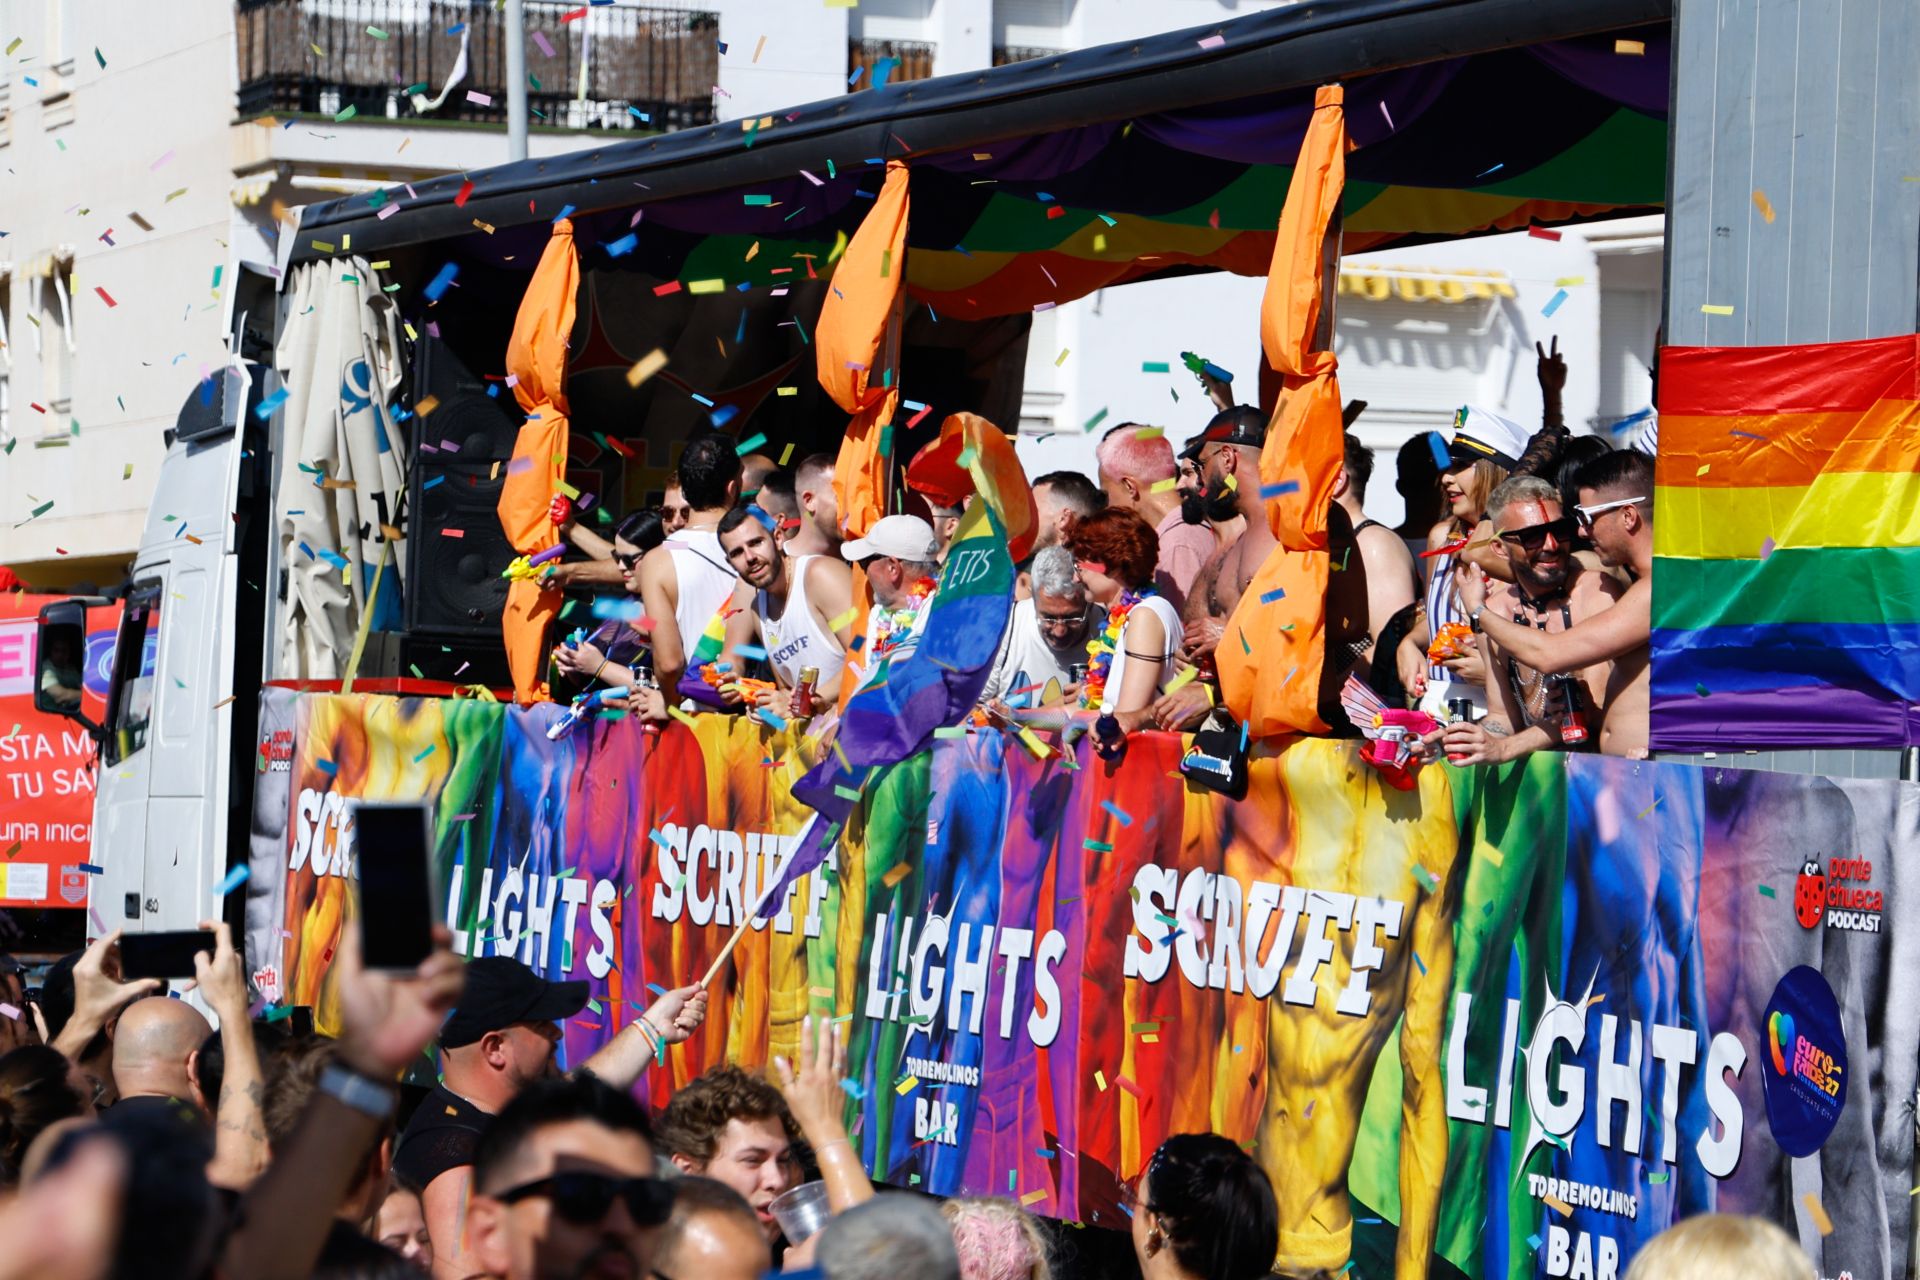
xmin=841 ymin=514 xmax=942 ymax=680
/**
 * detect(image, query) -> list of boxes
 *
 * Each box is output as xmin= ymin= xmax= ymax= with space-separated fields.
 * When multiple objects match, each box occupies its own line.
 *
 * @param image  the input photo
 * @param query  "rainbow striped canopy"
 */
xmin=295 ymin=19 xmax=1670 ymax=323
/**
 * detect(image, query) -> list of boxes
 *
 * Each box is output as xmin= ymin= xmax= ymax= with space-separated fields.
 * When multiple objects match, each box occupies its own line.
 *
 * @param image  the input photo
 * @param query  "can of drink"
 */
xmin=793 ymin=666 xmax=820 ymax=718
xmin=1069 ymin=663 xmax=1088 ymax=685
xmin=1447 ymin=697 xmax=1475 ymax=724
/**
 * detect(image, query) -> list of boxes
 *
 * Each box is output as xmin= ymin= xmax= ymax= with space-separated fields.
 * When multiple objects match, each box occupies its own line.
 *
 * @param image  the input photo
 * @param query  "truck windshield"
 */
xmin=105 ymin=581 xmax=161 ymax=766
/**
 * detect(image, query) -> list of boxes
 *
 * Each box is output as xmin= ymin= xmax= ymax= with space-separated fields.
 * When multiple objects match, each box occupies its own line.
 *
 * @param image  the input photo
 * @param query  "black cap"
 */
xmin=1186 ymin=405 xmax=1267 ymax=458
xmin=439 ymin=956 xmax=589 ymax=1048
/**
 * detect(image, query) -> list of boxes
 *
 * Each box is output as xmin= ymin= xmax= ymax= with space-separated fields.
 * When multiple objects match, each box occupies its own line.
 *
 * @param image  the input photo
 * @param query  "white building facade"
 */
xmin=0 ymin=0 xmax=1657 ymax=583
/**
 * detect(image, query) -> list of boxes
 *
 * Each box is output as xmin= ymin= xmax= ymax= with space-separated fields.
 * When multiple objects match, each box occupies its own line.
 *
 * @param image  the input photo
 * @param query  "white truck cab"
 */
xmin=36 ymin=360 xmax=277 ymax=939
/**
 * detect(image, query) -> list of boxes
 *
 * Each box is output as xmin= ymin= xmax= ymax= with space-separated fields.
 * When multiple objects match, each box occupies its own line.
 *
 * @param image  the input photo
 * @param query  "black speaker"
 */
xmin=398 ymin=631 xmax=512 ymax=689
xmin=404 ymin=338 xmax=523 ymax=638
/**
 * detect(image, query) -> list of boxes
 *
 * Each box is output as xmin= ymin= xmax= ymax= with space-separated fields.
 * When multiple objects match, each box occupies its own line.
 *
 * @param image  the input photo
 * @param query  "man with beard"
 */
xmin=466 ymin=1075 xmax=672 ymax=1280
xmin=713 ymin=505 xmax=855 ymax=716
xmin=841 ymin=514 xmax=943 ymax=682
xmin=1094 ymin=423 xmax=1216 ymax=612
xmin=1437 ymin=475 xmax=1620 ymax=764
xmin=1460 ymin=449 xmax=1652 ymax=758
xmin=979 ymin=545 xmax=1106 ymax=708
xmin=1172 ymin=405 xmax=1275 ymax=666
xmin=1175 ymin=439 xmax=1245 ymax=548
xmin=394 ymin=958 xmax=706 ymax=1278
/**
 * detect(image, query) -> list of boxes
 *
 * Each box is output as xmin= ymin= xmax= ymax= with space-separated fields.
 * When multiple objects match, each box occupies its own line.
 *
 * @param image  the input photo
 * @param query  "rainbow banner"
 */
xmin=1652 ymin=333 xmax=1920 ymax=749
xmin=246 ymin=690 xmax=1916 ymax=1280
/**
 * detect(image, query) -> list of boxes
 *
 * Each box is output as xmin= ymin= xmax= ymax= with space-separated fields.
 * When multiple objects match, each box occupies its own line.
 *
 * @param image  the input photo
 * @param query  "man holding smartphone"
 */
xmin=392 ymin=956 xmax=708 ymax=1278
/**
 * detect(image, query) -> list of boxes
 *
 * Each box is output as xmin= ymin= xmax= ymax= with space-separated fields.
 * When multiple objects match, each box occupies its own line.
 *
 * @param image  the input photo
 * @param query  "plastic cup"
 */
xmin=769 ymin=1179 xmax=832 ymax=1244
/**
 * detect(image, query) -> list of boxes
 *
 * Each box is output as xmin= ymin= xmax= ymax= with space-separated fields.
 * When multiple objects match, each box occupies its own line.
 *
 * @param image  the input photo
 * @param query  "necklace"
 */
xmin=1080 ymin=587 xmax=1152 ymax=710
xmin=871 ymin=577 xmax=935 ymax=660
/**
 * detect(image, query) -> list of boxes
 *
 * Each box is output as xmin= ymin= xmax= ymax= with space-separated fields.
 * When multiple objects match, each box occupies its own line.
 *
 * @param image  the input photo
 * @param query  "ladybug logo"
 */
xmin=1793 ymin=860 xmax=1826 ymax=930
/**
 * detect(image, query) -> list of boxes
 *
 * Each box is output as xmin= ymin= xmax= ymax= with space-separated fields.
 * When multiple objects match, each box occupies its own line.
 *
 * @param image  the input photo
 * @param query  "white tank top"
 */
xmin=1099 ymin=595 xmax=1182 ymax=713
xmin=668 ymin=528 xmax=739 ymax=664
xmin=757 ymin=556 xmax=844 ymax=691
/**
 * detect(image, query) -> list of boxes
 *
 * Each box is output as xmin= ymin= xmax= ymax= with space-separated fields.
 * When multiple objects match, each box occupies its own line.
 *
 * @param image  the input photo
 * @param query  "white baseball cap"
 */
xmin=841 ymin=514 xmax=939 ymax=562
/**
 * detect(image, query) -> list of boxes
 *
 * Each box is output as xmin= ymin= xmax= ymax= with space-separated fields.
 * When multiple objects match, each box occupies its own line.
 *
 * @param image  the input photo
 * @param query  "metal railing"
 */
xmin=847 ymin=38 xmax=936 ymax=90
xmin=235 ymin=0 xmax=719 ymax=132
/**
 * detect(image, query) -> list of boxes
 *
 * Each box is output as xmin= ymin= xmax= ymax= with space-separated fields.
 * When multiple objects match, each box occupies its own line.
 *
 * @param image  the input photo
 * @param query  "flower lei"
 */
xmin=1080 ymin=588 xmax=1152 ymax=710
xmin=871 ymin=577 xmax=936 ymax=660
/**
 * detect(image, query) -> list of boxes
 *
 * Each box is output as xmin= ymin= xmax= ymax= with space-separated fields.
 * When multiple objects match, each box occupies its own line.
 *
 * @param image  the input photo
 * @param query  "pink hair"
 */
xmin=1095 ymin=424 xmax=1176 ymax=484
xmin=941 ymin=1198 xmax=1051 ymax=1280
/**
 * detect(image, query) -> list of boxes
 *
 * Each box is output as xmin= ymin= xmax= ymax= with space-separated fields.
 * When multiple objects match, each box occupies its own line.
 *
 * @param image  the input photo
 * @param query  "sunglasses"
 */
xmin=615 ymin=551 xmax=642 ymax=569
xmin=1573 ymin=495 xmax=1647 ymax=528
xmin=1498 ymin=515 xmax=1578 ymax=551
xmin=495 ymin=1173 xmax=674 ymax=1227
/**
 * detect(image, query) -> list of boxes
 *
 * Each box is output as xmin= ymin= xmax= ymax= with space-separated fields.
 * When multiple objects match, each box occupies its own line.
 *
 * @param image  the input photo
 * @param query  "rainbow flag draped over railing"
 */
xmin=1652 ymin=333 xmax=1920 ymax=750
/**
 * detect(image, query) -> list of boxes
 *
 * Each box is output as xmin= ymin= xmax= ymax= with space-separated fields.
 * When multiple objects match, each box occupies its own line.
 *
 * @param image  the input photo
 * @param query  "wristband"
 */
xmin=635 ymin=1017 xmax=666 ymax=1057
xmin=318 ymin=1063 xmax=397 ymax=1119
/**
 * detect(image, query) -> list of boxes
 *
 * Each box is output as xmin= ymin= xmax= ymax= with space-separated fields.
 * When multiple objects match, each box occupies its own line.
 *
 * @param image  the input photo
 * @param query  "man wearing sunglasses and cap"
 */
xmin=1436 ymin=476 xmax=1622 ymax=767
xmin=466 ymin=1074 xmax=672 ymax=1280
xmin=394 ymin=957 xmax=705 ymax=1278
xmin=1459 ymin=449 xmax=1652 ymax=758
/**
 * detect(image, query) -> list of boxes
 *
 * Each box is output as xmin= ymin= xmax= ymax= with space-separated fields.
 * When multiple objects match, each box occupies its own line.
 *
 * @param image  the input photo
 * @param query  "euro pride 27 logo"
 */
xmin=1794 ymin=857 xmax=1883 ymax=933
xmin=1761 ymin=966 xmax=1847 ymax=1157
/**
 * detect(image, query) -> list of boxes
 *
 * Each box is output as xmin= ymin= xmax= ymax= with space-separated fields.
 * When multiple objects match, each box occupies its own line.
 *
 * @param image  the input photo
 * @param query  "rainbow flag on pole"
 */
xmin=1652 ymin=333 xmax=1920 ymax=749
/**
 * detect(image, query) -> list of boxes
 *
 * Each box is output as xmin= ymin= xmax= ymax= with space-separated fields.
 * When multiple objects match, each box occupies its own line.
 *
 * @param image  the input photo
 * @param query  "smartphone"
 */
xmin=120 ymin=930 xmax=216 ymax=980
xmin=352 ymin=801 xmax=437 ymax=971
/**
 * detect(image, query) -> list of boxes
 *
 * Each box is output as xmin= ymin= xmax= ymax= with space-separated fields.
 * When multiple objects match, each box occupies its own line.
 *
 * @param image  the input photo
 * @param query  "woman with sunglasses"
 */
xmin=1066 ymin=510 xmax=1182 ymax=733
xmin=1127 ymin=1133 xmax=1279 ymax=1280
xmin=551 ymin=509 xmax=667 ymax=698
xmin=1394 ymin=408 xmax=1527 ymax=719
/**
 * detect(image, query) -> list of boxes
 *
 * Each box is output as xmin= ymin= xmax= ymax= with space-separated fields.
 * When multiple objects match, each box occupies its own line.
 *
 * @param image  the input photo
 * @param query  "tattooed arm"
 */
xmin=196 ymin=922 xmax=270 ymax=1189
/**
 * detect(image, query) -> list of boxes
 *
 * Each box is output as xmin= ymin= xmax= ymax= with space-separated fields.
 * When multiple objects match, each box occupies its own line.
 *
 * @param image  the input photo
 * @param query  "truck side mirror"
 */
xmin=35 ymin=599 xmax=104 ymax=739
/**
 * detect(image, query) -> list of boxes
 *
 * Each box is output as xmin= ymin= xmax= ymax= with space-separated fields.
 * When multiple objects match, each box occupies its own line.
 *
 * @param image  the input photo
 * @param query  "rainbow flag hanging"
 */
xmin=1652 ymin=333 xmax=1920 ymax=750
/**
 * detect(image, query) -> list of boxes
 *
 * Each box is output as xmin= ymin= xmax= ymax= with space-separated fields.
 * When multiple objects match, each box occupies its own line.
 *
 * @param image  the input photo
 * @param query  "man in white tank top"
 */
xmin=713 ymin=506 xmax=855 ymax=718
xmin=636 ymin=432 xmax=743 ymax=704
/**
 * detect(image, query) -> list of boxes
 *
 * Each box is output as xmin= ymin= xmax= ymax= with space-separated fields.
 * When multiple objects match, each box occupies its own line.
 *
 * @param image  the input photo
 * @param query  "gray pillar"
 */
xmin=505 ymin=0 xmax=529 ymax=162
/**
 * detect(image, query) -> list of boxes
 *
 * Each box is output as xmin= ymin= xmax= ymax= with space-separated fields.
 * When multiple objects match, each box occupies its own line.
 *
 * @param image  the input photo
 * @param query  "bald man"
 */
xmin=740 ymin=453 xmax=779 ymax=501
xmin=652 ymin=1177 xmax=771 ymax=1280
xmin=112 ymin=996 xmax=213 ymax=1116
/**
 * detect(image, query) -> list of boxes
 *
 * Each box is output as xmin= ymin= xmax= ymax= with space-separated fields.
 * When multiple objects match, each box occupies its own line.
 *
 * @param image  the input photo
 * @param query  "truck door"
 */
xmin=91 ymin=369 xmax=251 ymax=934
xmin=93 ymin=579 xmax=161 ymax=929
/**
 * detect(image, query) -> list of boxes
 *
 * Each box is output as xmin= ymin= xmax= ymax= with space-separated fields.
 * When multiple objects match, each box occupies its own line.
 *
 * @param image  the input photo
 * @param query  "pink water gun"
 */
xmin=1341 ymin=677 xmax=1441 ymax=791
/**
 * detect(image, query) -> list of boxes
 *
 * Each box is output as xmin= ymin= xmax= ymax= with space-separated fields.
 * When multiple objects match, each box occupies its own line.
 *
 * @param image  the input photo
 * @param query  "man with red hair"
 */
xmin=1094 ymin=423 xmax=1216 ymax=613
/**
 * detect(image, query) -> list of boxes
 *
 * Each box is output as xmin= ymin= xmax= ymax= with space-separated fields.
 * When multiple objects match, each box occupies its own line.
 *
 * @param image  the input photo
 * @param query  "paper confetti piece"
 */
xmin=466 ymin=90 xmax=492 ymax=106
xmin=625 ymin=348 xmax=669 ymax=388
xmin=1094 ymin=1070 xmax=1107 ymax=1092
xmin=1101 ymin=800 xmax=1132 ymax=826
xmin=1527 ymin=226 xmax=1562 ymax=241
xmin=1020 ymin=1190 xmax=1048 ymax=1206
xmin=1615 ymin=38 xmax=1646 ymax=54
xmin=1701 ymin=304 xmax=1735 ymax=316
xmin=1752 ymin=189 xmax=1776 ymax=224
xmin=1541 ymin=288 xmax=1569 ymax=318
xmin=1259 ymin=587 xmax=1287 ymax=605
xmin=216 ymin=865 xmax=251 ymax=896
xmin=1544 ymin=1195 xmax=1572 ymax=1217
xmin=1196 ymin=33 xmax=1225 ymax=49
xmin=1758 ymin=884 xmax=1777 ymax=899
xmin=895 ymin=1075 xmax=920 ymax=1095
xmin=1149 ymin=477 xmax=1179 ymax=494
xmin=882 ymin=862 xmax=912 ymax=888
xmin=828 ymin=607 xmax=860 ymax=632
xmin=94 ymin=286 xmax=118 ymax=308
xmin=1802 ymin=1194 xmax=1833 ymax=1236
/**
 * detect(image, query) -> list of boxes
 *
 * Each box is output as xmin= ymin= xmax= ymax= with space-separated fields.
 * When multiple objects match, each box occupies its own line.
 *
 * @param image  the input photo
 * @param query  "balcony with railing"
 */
xmin=847 ymin=39 xmax=936 ymax=91
xmin=235 ymin=0 xmax=719 ymax=133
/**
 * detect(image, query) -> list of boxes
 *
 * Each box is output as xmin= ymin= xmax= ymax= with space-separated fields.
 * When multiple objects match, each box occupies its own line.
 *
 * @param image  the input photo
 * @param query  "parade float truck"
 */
xmin=50 ymin=7 xmax=1920 ymax=1280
